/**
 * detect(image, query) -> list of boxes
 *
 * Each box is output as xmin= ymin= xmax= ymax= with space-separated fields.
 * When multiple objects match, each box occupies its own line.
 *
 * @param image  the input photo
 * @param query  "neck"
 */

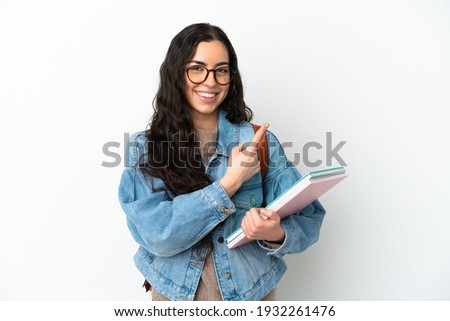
xmin=191 ymin=111 xmax=219 ymax=131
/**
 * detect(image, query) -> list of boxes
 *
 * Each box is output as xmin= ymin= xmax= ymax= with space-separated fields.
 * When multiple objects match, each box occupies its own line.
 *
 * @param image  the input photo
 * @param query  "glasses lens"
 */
xmin=215 ymin=67 xmax=231 ymax=85
xmin=187 ymin=66 xmax=207 ymax=84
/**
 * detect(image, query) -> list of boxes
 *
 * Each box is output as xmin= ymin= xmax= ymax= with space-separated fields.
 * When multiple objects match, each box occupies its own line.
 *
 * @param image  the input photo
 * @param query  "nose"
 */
xmin=203 ymin=70 xmax=218 ymax=86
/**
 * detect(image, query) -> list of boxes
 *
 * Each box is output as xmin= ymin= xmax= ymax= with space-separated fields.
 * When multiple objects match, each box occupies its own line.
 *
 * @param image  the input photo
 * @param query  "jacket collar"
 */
xmin=216 ymin=109 xmax=240 ymax=157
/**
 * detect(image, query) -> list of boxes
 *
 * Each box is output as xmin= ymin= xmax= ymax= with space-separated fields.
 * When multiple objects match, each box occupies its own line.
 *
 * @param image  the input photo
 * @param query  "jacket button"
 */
xmin=218 ymin=236 xmax=224 ymax=243
xmin=224 ymin=272 xmax=231 ymax=279
xmin=223 ymin=208 xmax=230 ymax=215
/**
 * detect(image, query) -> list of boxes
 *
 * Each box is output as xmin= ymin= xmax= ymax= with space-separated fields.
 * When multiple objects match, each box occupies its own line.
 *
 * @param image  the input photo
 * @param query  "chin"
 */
xmin=190 ymin=104 xmax=220 ymax=116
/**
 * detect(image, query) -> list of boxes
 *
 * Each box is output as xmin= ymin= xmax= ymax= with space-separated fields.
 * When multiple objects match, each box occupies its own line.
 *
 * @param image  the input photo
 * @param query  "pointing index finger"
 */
xmin=247 ymin=123 xmax=269 ymax=153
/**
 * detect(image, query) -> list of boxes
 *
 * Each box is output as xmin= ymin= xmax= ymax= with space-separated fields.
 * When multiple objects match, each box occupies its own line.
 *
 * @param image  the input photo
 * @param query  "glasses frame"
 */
xmin=184 ymin=65 xmax=235 ymax=85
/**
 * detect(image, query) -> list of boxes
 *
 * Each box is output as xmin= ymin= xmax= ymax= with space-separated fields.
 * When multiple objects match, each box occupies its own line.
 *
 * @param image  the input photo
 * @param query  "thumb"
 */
xmin=229 ymin=144 xmax=242 ymax=165
xmin=233 ymin=144 xmax=244 ymax=153
xmin=259 ymin=208 xmax=279 ymax=221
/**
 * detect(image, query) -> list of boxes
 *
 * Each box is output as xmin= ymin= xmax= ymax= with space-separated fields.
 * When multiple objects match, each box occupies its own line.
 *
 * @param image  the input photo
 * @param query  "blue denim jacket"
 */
xmin=118 ymin=109 xmax=326 ymax=301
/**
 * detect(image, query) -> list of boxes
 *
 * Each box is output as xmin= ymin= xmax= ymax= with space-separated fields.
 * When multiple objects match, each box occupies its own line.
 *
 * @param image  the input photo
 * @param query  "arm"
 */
xmin=118 ymin=133 xmax=236 ymax=257
xmin=119 ymin=168 xmax=235 ymax=257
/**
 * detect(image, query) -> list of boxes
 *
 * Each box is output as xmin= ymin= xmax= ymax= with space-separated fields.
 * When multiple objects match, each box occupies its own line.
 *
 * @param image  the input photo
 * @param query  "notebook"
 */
xmin=226 ymin=166 xmax=348 ymax=249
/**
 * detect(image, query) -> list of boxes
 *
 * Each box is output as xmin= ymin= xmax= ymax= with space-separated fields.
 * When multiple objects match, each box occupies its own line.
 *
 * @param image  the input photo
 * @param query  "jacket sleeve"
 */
xmin=118 ymin=134 xmax=236 ymax=258
xmin=257 ymin=130 xmax=326 ymax=258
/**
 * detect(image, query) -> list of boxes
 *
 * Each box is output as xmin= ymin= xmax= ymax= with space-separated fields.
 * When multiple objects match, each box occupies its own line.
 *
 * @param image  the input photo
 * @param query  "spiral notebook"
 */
xmin=226 ymin=166 xmax=348 ymax=249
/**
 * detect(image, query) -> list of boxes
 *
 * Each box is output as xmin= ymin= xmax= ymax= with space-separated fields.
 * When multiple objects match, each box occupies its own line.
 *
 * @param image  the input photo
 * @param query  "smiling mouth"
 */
xmin=196 ymin=91 xmax=217 ymax=98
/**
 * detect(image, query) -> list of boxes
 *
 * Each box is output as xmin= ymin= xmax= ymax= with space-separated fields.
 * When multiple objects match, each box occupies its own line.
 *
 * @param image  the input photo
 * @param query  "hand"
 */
xmin=241 ymin=208 xmax=285 ymax=243
xmin=220 ymin=123 xmax=269 ymax=196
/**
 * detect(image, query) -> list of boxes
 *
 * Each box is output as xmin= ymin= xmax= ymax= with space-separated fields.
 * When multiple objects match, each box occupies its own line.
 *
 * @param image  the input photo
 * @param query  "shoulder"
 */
xmin=125 ymin=131 xmax=148 ymax=167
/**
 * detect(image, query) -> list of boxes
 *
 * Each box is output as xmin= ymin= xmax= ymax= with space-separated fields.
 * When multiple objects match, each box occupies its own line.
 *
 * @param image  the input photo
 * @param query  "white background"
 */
xmin=1 ymin=0 xmax=449 ymax=300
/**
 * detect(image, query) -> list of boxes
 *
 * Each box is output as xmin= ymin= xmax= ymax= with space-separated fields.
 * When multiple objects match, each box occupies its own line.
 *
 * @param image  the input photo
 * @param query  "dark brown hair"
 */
xmin=141 ymin=23 xmax=252 ymax=195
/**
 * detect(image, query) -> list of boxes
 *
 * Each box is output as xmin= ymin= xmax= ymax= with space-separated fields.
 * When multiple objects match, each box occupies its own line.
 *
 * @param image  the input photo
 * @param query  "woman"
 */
xmin=118 ymin=23 xmax=325 ymax=301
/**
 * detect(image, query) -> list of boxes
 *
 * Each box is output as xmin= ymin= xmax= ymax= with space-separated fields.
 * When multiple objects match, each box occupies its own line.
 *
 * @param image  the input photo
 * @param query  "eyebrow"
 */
xmin=189 ymin=60 xmax=230 ymax=67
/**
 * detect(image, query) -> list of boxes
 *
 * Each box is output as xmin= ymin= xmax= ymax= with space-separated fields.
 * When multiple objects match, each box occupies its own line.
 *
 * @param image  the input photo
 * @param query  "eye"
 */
xmin=216 ymin=67 xmax=230 ymax=74
xmin=188 ymin=65 xmax=205 ymax=73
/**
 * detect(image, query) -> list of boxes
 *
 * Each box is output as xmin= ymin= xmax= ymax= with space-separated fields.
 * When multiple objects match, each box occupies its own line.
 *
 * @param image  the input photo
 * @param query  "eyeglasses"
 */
xmin=184 ymin=65 xmax=234 ymax=85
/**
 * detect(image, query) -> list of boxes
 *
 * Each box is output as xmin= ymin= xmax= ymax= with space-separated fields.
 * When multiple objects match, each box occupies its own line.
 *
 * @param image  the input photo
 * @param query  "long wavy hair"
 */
xmin=141 ymin=23 xmax=253 ymax=195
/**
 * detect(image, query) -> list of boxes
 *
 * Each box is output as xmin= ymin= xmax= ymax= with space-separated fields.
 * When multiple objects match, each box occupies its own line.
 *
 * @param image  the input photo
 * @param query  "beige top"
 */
xmin=151 ymin=127 xmax=276 ymax=301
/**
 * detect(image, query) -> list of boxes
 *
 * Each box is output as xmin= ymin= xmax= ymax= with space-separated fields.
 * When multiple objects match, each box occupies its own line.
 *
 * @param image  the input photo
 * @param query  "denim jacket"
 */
xmin=118 ymin=109 xmax=326 ymax=301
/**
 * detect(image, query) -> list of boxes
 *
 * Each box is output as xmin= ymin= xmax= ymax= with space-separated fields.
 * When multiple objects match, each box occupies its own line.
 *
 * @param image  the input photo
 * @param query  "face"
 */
xmin=184 ymin=40 xmax=230 ymax=129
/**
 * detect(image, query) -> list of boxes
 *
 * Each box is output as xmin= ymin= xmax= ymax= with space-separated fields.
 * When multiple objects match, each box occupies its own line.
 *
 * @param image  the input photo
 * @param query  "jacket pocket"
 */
xmin=231 ymin=174 xmax=264 ymax=210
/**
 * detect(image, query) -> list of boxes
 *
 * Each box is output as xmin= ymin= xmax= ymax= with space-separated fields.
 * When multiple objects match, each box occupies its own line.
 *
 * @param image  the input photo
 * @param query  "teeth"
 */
xmin=197 ymin=92 xmax=216 ymax=98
